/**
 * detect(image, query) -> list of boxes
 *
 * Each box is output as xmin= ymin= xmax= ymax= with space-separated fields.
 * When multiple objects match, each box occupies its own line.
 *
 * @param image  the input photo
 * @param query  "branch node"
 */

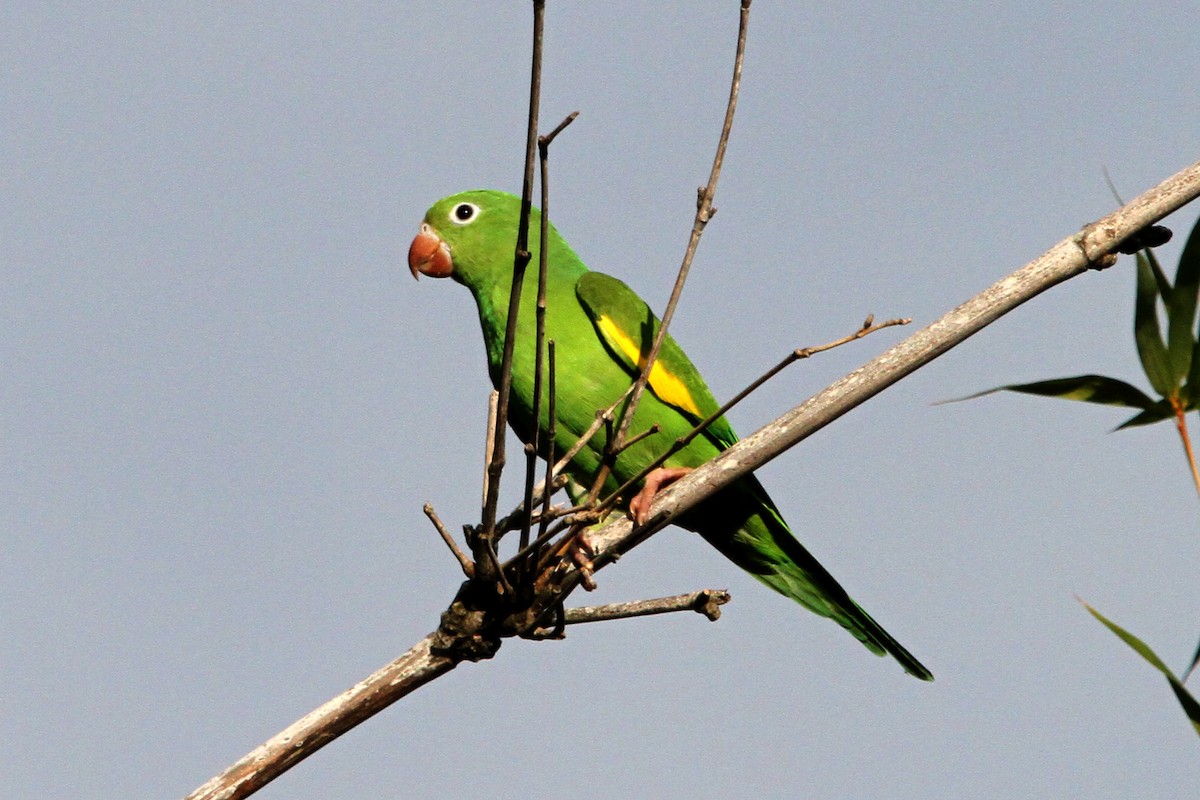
xmin=1074 ymin=227 xmax=1120 ymax=271
xmin=693 ymin=588 xmax=732 ymax=621
xmin=431 ymin=596 xmax=502 ymax=662
xmin=539 ymin=110 xmax=580 ymax=148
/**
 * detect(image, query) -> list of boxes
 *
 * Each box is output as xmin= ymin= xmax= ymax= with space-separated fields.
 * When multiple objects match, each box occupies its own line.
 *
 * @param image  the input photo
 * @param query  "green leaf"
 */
xmin=1136 ymin=251 xmax=1177 ymax=396
xmin=1187 ymin=343 xmax=1200 ymax=408
xmin=1185 ymin=634 xmax=1200 ymax=684
xmin=1114 ymin=404 xmax=1176 ymax=430
xmin=1181 ymin=217 xmax=1200 ymax=398
xmin=1164 ymin=223 xmax=1200 ymax=386
xmin=949 ymin=374 xmax=1157 ymax=409
xmin=1082 ymin=599 xmax=1200 ymax=737
xmin=1145 ymin=246 xmax=1174 ymax=298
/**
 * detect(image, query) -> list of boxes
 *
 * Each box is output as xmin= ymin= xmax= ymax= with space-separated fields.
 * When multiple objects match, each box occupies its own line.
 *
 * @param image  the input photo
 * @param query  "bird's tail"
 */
xmin=690 ymin=478 xmax=933 ymax=681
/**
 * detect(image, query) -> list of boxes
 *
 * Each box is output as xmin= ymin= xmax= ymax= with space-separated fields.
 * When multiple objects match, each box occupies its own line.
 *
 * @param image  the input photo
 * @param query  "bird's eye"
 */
xmin=450 ymin=203 xmax=479 ymax=224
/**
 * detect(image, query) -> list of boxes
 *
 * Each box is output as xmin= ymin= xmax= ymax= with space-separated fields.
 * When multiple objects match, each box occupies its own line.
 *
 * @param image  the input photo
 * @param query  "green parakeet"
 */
xmin=408 ymin=189 xmax=932 ymax=681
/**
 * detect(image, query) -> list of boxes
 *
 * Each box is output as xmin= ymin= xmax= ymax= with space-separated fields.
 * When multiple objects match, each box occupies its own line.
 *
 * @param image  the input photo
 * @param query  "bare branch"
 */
xmin=187 ymin=157 xmax=1200 ymax=800
xmin=590 ymin=0 xmax=753 ymax=502
xmin=424 ymin=503 xmax=474 ymax=578
xmin=480 ymin=390 xmax=499 ymax=508
xmin=185 ymin=635 xmax=455 ymax=800
xmin=539 ymin=339 xmax=559 ymax=544
xmin=541 ymin=110 xmax=580 ymax=146
xmin=522 ymin=111 xmax=581 ymax=555
xmin=480 ymin=0 xmax=546 ymax=552
xmin=587 ymin=157 xmax=1200 ymax=565
xmin=527 ymin=590 xmax=731 ymax=636
xmin=612 ymin=422 xmax=661 ymax=455
xmin=561 ymin=589 xmax=731 ymax=624
xmin=598 ymin=315 xmax=911 ymax=515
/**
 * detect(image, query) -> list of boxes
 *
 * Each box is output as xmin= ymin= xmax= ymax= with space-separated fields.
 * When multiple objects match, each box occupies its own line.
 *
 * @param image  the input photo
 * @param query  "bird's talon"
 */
xmin=628 ymin=466 xmax=693 ymax=525
xmin=568 ymin=532 xmax=597 ymax=591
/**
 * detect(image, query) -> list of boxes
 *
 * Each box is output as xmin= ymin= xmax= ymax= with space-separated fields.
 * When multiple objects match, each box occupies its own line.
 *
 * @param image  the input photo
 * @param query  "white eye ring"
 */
xmin=449 ymin=202 xmax=480 ymax=225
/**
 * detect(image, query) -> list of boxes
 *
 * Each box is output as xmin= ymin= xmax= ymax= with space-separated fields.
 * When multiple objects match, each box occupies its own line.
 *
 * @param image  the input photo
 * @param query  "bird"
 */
xmin=408 ymin=189 xmax=932 ymax=680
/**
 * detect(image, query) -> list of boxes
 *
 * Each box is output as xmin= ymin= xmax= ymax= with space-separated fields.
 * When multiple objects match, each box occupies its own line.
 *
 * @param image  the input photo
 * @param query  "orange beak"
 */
xmin=407 ymin=224 xmax=453 ymax=279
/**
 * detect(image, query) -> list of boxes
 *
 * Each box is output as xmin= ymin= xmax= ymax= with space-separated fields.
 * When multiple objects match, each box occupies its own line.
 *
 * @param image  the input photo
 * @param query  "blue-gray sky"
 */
xmin=4 ymin=3 xmax=1199 ymax=798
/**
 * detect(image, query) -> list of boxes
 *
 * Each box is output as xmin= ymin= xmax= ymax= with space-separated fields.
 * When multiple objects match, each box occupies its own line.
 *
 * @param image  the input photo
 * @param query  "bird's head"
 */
xmin=408 ymin=190 xmax=527 ymax=288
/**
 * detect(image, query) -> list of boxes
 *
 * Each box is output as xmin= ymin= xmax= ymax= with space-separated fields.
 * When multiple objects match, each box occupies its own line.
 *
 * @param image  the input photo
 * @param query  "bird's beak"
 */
xmin=408 ymin=224 xmax=453 ymax=280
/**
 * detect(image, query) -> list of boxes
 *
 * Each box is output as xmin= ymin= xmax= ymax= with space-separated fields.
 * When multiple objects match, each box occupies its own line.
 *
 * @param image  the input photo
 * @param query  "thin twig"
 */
xmin=481 ymin=390 xmax=499 ymax=508
xmin=589 ymin=0 xmax=753 ymax=504
xmin=424 ymin=503 xmax=474 ymax=578
xmin=528 ymin=590 xmax=732 ymax=635
xmin=1170 ymin=400 xmax=1200 ymax=499
xmin=542 ymin=111 xmax=580 ymax=145
xmin=612 ymin=423 xmax=662 ymax=455
xmin=480 ymin=0 xmax=545 ymax=554
xmin=597 ymin=315 xmax=909 ymax=517
xmin=539 ymin=340 xmax=559 ymax=546
xmin=522 ymin=111 xmax=580 ymax=556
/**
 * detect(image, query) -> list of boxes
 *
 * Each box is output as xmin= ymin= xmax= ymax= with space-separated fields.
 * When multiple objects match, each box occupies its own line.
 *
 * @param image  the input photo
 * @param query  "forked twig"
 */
xmin=521 ymin=111 xmax=580 ymax=556
xmin=496 ymin=384 xmax=638 ymax=540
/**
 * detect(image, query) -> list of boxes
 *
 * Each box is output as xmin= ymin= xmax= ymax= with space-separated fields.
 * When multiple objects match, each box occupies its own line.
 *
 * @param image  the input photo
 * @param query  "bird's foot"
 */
xmin=567 ymin=531 xmax=597 ymax=591
xmin=628 ymin=466 xmax=693 ymax=525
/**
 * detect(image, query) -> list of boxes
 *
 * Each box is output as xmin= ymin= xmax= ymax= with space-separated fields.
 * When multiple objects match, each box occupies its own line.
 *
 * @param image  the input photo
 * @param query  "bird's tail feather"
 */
xmin=690 ymin=478 xmax=933 ymax=681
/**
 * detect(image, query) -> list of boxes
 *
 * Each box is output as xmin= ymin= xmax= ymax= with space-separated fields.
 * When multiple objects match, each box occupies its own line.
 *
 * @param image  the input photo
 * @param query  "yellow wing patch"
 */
xmin=596 ymin=315 xmax=702 ymax=417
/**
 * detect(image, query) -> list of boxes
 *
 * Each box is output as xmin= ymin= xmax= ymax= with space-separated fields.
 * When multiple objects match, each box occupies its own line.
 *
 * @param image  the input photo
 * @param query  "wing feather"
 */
xmin=575 ymin=271 xmax=737 ymax=449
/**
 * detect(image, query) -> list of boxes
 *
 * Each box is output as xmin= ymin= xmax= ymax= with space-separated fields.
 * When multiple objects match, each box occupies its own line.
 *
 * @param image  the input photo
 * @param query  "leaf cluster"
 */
xmin=974 ymin=216 xmax=1200 ymax=429
xmin=962 ymin=212 xmax=1200 ymax=737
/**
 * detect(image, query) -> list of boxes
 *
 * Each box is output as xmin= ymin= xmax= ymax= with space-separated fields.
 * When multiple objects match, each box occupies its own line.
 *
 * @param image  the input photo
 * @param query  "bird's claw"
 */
xmin=567 ymin=532 xmax=597 ymax=591
xmin=628 ymin=466 xmax=693 ymax=525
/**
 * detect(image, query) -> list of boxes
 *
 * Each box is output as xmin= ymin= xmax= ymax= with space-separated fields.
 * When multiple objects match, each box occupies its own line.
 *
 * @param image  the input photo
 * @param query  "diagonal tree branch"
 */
xmin=588 ymin=157 xmax=1200 ymax=562
xmin=186 ymin=157 xmax=1200 ymax=800
xmin=185 ymin=635 xmax=454 ymax=800
xmin=596 ymin=315 xmax=911 ymax=517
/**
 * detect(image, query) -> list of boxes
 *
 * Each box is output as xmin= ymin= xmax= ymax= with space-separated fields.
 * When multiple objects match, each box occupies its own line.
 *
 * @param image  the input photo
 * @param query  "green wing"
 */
xmin=575 ymin=271 xmax=737 ymax=449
